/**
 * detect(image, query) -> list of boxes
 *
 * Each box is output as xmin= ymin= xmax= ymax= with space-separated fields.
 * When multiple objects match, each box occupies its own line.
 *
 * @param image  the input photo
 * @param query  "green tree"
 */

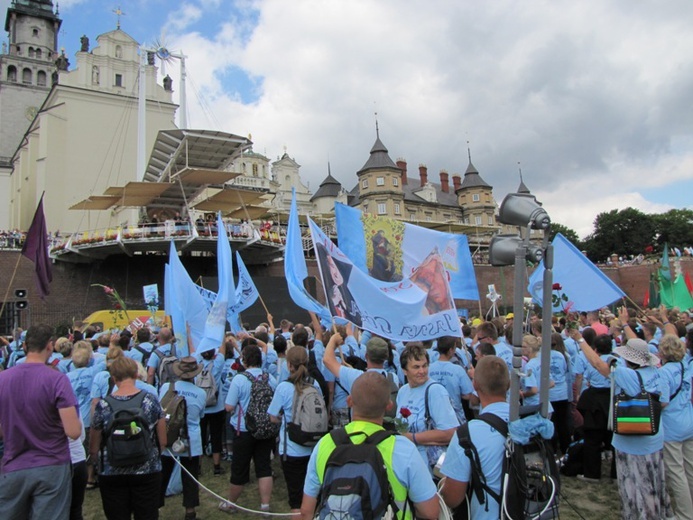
xmin=582 ymin=208 xmax=656 ymax=262
xmin=549 ymin=223 xmax=581 ymax=247
xmin=653 ymin=209 xmax=693 ymax=250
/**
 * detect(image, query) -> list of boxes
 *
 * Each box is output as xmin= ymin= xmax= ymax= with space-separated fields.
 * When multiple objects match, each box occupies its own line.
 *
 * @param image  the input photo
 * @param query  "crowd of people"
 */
xmin=0 ymin=305 xmax=692 ymax=520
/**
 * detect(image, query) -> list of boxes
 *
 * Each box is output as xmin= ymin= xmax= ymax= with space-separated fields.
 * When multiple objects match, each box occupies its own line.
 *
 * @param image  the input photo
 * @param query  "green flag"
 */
xmin=660 ymin=276 xmax=693 ymax=310
xmin=660 ymin=243 xmax=672 ymax=282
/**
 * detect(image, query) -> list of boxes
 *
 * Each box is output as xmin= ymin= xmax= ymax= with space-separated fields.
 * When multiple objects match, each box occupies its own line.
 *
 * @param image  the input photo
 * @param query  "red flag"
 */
xmin=685 ymin=272 xmax=693 ymax=295
xmin=21 ymin=196 xmax=53 ymax=299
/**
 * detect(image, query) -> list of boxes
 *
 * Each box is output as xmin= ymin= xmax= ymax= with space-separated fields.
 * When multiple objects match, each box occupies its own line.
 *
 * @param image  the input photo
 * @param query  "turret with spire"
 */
xmin=455 ymin=144 xmax=496 ymax=228
xmin=355 ymin=117 xmax=404 ymax=215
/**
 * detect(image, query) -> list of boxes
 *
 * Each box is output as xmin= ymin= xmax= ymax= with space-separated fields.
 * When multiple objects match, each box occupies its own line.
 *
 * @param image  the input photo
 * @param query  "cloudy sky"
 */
xmin=6 ymin=0 xmax=693 ymax=238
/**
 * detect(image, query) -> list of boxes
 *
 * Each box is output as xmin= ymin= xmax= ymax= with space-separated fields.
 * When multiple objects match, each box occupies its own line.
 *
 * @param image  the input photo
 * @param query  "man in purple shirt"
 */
xmin=0 ymin=324 xmax=82 ymax=519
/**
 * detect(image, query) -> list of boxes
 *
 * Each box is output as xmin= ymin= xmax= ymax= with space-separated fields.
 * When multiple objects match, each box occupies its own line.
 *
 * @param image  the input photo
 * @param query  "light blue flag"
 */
xmin=285 ymin=190 xmax=331 ymax=319
xmin=197 ymin=212 xmax=235 ymax=353
xmin=528 ymin=233 xmax=626 ymax=312
xmin=191 ymin=254 xmax=258 ymax=333
xmin=660 ymin=243 xmax=672 ymax=281
xmin=167 ymin=241 xmax=208 ymax=353
xmin=335 ymin=203 xmax=479 ymax=300
xmin=309 ymin=218 xmax=460 ymax=341
xmin=164 ymin=261 xmax=185 ymax=352
xmin=230 ymin=252 xmax=259 ymax=315
xmin=227 ymin=252 xmax=260 ymax=333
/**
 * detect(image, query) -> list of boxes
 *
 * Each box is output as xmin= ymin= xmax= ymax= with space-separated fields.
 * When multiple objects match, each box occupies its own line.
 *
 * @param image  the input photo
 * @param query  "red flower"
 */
xmin=103 ymin=286 xmax=115 ymax=295
xmin=552 ymin=283 xmax=562 ymax=291
xmin=645 ymin=245 xmax=654 ymax=254
xmin=231 ymin=361 xmax=241 ymax=371
xmin=400 ymin=407 xmax=412 ymax=418
xmin=114 ymin=303 xmax=122 ymax=310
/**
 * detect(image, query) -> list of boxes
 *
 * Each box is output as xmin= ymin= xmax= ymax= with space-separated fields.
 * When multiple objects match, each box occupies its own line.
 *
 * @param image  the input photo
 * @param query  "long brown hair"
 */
xmin=286 ymin=347 xmax=311 ymax=394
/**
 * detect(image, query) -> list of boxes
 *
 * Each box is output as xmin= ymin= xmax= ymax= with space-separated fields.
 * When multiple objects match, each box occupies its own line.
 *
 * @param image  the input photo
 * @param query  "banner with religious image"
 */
xmin=309 ymin=218 xmax=460 ymax=341
xmin=334 ymin=202 xmax=479 ymax=300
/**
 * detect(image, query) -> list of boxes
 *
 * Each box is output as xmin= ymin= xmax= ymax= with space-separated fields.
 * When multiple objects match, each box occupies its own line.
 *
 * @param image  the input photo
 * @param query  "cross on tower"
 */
xmin=113 ymin=6 xmax=126 ymax=30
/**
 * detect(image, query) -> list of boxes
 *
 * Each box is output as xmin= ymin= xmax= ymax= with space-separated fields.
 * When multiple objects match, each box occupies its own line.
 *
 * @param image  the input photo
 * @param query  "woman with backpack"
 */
xmin=220 ymin=344 xmax=277 ymax=515
xmin=268 ymin=347 xmax=324 ymax=515
xmin=198 ymin=342 xmax=226 ymax=476
xmin=89 ymin=356 xmax=166 ymax=519
xmin=159 ymin=356 xmax=207 ymax=520
xmin=570 ymin=319 xmax=673 ymax=520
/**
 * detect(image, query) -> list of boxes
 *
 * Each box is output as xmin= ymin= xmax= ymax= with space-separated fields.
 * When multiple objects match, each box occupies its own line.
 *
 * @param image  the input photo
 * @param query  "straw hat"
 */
xmin=172 ymin=356 xmax=203 ymax=380
xmin=613 ymin=338 xmax=659 ymax=367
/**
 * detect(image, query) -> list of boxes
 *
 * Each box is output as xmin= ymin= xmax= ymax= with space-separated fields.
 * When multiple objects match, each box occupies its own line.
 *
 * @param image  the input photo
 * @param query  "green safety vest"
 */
xmin=315 ymin=420 xmax=411 ymax=519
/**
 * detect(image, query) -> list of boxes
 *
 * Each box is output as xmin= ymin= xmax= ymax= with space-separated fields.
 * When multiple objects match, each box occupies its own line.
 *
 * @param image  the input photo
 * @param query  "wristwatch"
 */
xmin=577 ymin=338 xmax=585 ymax=344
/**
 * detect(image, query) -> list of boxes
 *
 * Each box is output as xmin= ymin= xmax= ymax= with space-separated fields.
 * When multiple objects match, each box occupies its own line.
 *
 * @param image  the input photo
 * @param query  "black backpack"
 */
xmin=241 ymin=371 xmax=280 ymax=440
xmin=317 ymin=428 xmax=401 ymax=520
xmin=134 ymin=345 xmax=153 ymax=367
xmin=456 ymin=412 xmax=560 ymax=520
xmin=102 ymin=392 xmax=153 ymax=467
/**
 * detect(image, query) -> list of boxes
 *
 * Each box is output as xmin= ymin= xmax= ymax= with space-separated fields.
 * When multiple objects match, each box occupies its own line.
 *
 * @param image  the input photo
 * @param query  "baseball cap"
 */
xmin=366 ymin=337 xmax=389 ymax=364
xmin=506 ymin=313 xmax=514 ymax=320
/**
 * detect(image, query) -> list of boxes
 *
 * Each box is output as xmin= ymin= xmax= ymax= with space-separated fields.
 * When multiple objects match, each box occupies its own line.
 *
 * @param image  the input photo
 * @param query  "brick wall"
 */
xmin=2 ymin=251 xmax=691 ymax=332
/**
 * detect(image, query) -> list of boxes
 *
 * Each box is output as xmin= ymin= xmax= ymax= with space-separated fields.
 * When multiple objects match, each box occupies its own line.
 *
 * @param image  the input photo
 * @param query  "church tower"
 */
xmin=0 ymin=0 xmax=61 ymax=164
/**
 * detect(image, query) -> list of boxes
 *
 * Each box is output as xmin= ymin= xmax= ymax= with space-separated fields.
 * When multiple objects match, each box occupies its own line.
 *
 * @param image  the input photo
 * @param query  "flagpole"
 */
xmin=0 ymin=253 xmax=23 ymax=324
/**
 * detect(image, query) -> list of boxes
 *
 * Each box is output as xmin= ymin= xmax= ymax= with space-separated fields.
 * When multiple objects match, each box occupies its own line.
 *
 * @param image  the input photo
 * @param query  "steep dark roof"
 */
xmin=358 ymin=136 xmax=399 ymax=173
xmin=459 ymin=160 xmax=492 ymax=190
xmin=311 ymin=167 xmax=342 ymax=201
xmin=517 ymin=179 xmax=530 ymax=194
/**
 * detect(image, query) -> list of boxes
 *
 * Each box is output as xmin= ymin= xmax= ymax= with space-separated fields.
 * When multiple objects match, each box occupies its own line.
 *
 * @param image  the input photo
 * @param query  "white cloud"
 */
xmin=50 ymin=0 xmax=693 ymax=237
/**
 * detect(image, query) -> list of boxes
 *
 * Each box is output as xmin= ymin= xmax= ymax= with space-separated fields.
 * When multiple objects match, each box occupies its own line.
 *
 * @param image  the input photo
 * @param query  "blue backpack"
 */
xmin=317 ymin=428 xmax=399 ymax=520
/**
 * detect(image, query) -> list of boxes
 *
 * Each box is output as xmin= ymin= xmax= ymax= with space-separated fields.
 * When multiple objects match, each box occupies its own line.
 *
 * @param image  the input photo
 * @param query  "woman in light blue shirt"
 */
xmin=658 ymin=334 xmax=693 ymax=520
xmin=571 ymin=326 xmax=673 ymax=520
xmin=549 ymin=333 xmax=572 ymax=455
xmin=197 ymin=343 xmax=226 ymax=475
xmin=268 ymin=347 xmax=322 ymax=515
xmin=395 ymin=342 xmax=458 ymax=471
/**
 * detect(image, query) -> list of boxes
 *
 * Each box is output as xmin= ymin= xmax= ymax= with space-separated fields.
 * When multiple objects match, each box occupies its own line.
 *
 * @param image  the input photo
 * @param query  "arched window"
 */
xmin=35 ymin=48 xmax=42 ymax=59
xmin=7 ymin=65 xmax=17 ymax=82
xmin=37 ymin=70 xmax=46 ymax=86
xmin=28 ymin=47 xmax=35 ymax=58
xmin=252 ymin=163 xmax=258 ymax=177
xmin=22 ymin=68 xmax=32 ymax=84
xmin=115 ymin=45 xmax=122 ymax=58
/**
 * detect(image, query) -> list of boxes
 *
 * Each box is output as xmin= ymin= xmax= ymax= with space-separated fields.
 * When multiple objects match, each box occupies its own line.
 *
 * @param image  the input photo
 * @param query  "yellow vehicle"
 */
xmin=81 ymin=310 xmax=169 ymax=333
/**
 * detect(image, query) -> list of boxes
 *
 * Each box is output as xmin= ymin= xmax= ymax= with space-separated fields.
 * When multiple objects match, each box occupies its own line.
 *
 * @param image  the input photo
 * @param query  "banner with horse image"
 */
xmin=309 ymin=218 xmax=460 ymax=341
xmin=334 ymin=203 xmax=479 ymax=300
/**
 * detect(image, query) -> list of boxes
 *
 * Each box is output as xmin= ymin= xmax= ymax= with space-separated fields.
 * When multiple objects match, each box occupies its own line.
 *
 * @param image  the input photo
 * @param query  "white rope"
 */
xmin=167 ymin=451 xmax=294 ymax=517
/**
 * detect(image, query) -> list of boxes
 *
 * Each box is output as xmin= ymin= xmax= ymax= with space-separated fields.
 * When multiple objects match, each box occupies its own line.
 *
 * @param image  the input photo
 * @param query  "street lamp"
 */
xmin=490 ymin=193 xmax=553 ymax=421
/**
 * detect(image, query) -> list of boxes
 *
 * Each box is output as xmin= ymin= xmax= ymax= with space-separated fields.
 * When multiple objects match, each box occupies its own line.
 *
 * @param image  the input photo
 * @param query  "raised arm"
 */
xmin=322 ymin=332 xmax=344 ymax=379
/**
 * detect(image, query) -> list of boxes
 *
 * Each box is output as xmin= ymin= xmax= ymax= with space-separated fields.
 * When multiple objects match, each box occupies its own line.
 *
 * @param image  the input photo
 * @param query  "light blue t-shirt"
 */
xmin=576 ymin=354 xmax=613 ymax=390
xmin=441 ymin=401 xmax=509 ymax=520
xmin=126 ymin=342 xmax=154 ymax=365
xmin=522 ymin=357 xmax=541 ymax=407
xmin=493 ymin=342 xmax=514 ymax=373
xmin=160 ymin=380 xmax=206 ymax=457
xmin=68 ymin=365 xmax=100 ymax=427
xmin=267 ymin=379 xmax=322 ymax=457
xmin=612 ymin=365 xmax=668 ymax=455
xmin=303 ymin=422 xmax=437 ymax=506
xmin=147 ymin=343 xmax=175 ymax=371
xmin=548 ymin=350 xmax=570 ymax=402
xmin=225 ymin=367 xmax=277 ymax=432
xmin=428 ymin=360 xmax=473 ymax=421
xmin=660 ymin=360 xmax=693 ymax=443
xmin=396 ymin=379 xmax=459 ymax=467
